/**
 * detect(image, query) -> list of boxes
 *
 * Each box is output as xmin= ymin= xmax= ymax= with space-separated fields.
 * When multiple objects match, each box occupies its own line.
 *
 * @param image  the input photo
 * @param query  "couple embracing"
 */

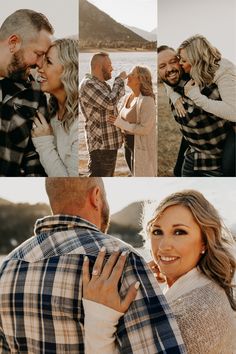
xmin=79 ymin=52 xmax=157 ymax=177
xmin=0 ymin=9 xmax=78 ymax=177
xmin=0 ymin=178 xmax=235 ymax=353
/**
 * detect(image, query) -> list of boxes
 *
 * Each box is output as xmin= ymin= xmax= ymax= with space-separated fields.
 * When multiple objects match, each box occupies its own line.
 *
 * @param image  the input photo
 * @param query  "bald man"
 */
xmin=0 ymin=177 xmax=185 ymax=353
xmin=79 ymin=52 xmax=127 ymax=177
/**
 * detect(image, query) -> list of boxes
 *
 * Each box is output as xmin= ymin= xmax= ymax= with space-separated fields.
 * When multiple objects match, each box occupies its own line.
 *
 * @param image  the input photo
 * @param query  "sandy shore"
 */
xmin=79 ymin=48 xmax=156 ymax=53
xmin=158 ymin=83 xmax=182 ymax=177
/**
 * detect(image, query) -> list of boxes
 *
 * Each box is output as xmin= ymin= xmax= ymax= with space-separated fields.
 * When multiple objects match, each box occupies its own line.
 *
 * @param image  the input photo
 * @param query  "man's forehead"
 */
xmin=158 ymin=49 xmax=178 ymax=63
xmin=30 ymin=30 xmax=52 ymax=53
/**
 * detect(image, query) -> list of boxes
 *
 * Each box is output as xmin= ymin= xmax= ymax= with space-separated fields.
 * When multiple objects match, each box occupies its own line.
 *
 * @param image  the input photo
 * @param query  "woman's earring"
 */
xmin=201 ymin=250 xmax=205 ymax=254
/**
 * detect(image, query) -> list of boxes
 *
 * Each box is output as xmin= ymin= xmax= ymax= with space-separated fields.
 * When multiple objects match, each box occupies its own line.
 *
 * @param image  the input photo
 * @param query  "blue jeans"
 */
xmin=88 ymin=149 xmax=117 ymax=176
xmin=182 ymin=152 xmax=223 ymax=177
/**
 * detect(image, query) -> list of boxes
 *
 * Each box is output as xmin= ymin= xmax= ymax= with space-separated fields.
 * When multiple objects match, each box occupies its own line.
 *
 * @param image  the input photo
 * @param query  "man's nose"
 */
xmin=36 ymin=56 xmax=44 ymax=69
xmin=166 ymin=63 xmax=174 ymax=72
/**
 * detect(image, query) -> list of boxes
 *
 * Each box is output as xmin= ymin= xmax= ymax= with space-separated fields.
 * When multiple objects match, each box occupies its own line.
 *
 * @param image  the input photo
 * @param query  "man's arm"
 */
xmin=83 ymin=251 xmax=186 ymax=354
xmin=116 ymin=253 xmax=185 ymax=353
xmin=80 ymin=77 xmax=125 ymax=114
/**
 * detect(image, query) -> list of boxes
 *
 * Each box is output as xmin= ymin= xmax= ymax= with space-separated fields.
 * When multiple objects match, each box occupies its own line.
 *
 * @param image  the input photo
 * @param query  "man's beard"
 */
xmin=100 ymin=197 xmax=110 ymax=233
xmin=7 ymin=50 xmax=31 ymax=81
xmin=102 ymin=67 xmax=111 ymax=81
xmin=161 ymin=68 xmax=183 ymax=87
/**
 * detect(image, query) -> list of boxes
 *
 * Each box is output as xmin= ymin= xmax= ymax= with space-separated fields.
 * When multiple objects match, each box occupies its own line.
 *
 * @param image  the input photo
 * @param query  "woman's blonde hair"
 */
xmin=135 ymin=66 xmax=155 ymax=100
xmin=146 ymin=190 xmax=236 ymax=310
xmin=177 ymin=35 xmax=221 ymax=87
xmin=48 ymin=38 xmax=78 ymax=132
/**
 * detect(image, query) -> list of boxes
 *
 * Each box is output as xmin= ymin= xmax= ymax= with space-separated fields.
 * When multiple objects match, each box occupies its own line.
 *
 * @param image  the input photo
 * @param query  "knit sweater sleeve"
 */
xmin=82 ymin=299 xmax=123 ymax=354
xmin=186 ymin=61 xmax=236 ymax=122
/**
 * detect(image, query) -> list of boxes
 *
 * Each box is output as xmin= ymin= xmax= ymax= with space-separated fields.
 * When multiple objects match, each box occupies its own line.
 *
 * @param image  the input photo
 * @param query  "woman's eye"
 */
xmin=174 ymin=229 xmax=187 ymax=235
xmin=152 ymin=229 xmax=163 ymax=236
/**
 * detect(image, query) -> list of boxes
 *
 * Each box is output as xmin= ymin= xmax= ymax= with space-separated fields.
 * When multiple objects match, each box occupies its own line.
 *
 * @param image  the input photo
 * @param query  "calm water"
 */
xmin=79 ymin=51 xmax=157 ymax=175
xmin=79 ymin=51 xmax=157 ymax=92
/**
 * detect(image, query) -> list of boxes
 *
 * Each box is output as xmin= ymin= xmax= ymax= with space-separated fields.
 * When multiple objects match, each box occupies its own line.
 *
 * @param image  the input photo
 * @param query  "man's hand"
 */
xmin=83 ymin=248 xmax=140 ymax=313
xmin=119 ymin=71 xmax=127 ymax=80
xmin=107 ymin=116 xmax=117 ymax=124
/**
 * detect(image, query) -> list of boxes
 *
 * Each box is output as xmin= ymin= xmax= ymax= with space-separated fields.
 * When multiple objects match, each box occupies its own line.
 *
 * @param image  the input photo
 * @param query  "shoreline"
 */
xmin=79 ymin=48 xmax=156 ymax=53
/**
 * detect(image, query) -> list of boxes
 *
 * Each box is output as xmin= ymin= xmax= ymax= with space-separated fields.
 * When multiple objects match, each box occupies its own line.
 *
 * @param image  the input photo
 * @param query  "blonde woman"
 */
xmin=169 ymin=35 xmax=236 ymax=122
xmin=31 ymin=38 xmax=78 ymax=176
xmin=109 ymin=66 xmax=157 ymax=177
xmin=82 ymin=190 xmax=236 ymax=354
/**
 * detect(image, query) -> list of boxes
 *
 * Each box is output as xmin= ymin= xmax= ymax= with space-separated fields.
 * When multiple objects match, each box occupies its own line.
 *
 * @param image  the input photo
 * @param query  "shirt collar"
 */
xmin=34 ymin=214 xmax=100 ymax=235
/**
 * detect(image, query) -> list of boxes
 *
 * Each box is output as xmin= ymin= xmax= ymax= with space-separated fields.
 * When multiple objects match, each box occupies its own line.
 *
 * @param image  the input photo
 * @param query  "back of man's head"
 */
xmin=45 ymin=177 xmax=105 ymax=215
xmin=0 ymin=9 xmax=54 ymax=44
xmin=90 ymin=52 xmax=109 ymax=70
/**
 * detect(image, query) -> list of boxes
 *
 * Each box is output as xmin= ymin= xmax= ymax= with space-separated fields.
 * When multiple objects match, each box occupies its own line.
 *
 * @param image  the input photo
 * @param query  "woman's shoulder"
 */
xmin=170 ymin=280 xmax=234 ymax=324
xmin=214 ymin=58 xmax=236 ymax=81
xmin=170 ymin=282 xmax=235 ymax=353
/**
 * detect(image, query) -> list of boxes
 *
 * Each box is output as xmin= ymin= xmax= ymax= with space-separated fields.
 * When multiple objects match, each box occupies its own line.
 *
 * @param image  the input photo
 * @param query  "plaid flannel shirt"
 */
xmin=79 ymin=74 xmax=124 ymax=151
xmin=170 ymin=75 xmax=232 ymax=171
xmin=0 ymin=77 xmax=47 ymax=176
xmin=0 ymin=215 xmax=186 ymax=354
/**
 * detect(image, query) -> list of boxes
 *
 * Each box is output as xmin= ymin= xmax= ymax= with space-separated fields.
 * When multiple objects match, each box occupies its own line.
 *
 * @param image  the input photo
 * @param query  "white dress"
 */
xmin=32 ymin=115 xmax=78 ymax=176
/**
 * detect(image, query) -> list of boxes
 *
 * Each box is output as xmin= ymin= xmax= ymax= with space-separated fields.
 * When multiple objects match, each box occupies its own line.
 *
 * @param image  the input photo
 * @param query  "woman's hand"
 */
xmin=31 ymin=112 xmax=53 ymax=137
xmin=107 ymin=116 xmax=117 ymax=124
xmin=184 ymin=79 xmax=197 ymax=96
xmin=174 ymin=97 xmax=186 ymax=117
xmin=83 ymin=248 xmax=140 ymax=313
xmin=148 ymin=260 xmax=166 ymax=283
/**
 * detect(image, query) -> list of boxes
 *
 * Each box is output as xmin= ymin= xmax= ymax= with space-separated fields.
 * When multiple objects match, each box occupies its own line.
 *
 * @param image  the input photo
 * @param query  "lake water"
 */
xmin=79 ymin=51 xmax=157 ymax=176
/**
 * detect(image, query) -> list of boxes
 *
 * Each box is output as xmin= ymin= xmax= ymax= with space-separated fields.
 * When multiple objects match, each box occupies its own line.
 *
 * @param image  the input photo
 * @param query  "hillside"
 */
xmin=0 ymin=202 xmax=50 ymax=254
xmin=109 ymin=202 xmax=145 ymax=248
xmin=126 ymin=26 xmax=156 ymax=42
xmin=79 ymin=0 xmax=154 ymax=50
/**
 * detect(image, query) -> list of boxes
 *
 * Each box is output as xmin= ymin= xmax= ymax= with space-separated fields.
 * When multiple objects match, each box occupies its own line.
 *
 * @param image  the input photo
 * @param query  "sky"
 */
xmin=158 ymin=0 xmax=236 ymax=63
xmin=88 ymin=0 xmax=157 ymax=32
xmin=0 ymin=178 xmax=235 ymax=228
xmin=0 ymin=0 xmax=78 ymax=38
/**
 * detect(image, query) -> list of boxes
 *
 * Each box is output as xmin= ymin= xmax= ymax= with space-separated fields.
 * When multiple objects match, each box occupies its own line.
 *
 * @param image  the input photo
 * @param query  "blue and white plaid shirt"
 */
xmin=0 ymin=215 xmax=185 ymax=353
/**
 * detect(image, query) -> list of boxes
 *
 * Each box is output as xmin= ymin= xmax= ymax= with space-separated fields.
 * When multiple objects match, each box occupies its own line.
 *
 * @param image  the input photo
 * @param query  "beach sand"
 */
xmin=158 ymin=83 xmax=182 ymax=177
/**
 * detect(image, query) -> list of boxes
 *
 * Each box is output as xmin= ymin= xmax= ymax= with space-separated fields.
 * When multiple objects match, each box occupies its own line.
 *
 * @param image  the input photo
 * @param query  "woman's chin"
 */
xmin=40 ymin=84 xmax=49 ymax=94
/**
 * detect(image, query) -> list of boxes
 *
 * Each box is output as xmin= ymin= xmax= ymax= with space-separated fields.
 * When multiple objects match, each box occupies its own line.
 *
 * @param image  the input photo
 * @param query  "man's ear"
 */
xmin=8 ymin=34 xmax=22 ymax=53
xmin=89 ymin=186 xmax=100 ymax=210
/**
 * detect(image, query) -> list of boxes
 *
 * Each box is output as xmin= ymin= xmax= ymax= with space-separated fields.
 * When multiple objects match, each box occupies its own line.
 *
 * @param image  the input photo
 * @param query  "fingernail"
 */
xmin=113 ymin=246 xmax=119 ymax=252
xmin=121 ymin=250 xmax=128 ymax=256
xmin=135 ymin=281 xmax=140 ymax=290
xmin=100 ymin=246 xmax=106 ymax=252
xmin=84 ymin=256 xmax=88 ymax=262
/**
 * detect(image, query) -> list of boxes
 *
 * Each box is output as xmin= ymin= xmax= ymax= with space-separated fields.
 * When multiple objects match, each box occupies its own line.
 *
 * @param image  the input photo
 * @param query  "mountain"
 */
xmin=0 ymin=200 xmax=50 ymax=254
xmin=79 ymin=0 xmax=152 ymax=49
xmin=0 ymin=198 xmax=13 ymax=205
xmin=111 ymin=201 xmax=143 ymax=229
xmin=125 ymin=26 xmax=156 ymax=42
xmin=109 ymin=201 xmax=145 ymax=248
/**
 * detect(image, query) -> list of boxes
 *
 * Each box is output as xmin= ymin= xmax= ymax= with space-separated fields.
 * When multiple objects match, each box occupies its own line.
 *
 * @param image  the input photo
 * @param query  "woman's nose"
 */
xmin=158 ymin=236 xmax=173 ymax=251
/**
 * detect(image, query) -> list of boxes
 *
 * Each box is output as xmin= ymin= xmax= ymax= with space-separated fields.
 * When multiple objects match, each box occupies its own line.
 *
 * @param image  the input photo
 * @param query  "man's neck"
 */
xmin=91 ymin=70 xmax=104 ymax=82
